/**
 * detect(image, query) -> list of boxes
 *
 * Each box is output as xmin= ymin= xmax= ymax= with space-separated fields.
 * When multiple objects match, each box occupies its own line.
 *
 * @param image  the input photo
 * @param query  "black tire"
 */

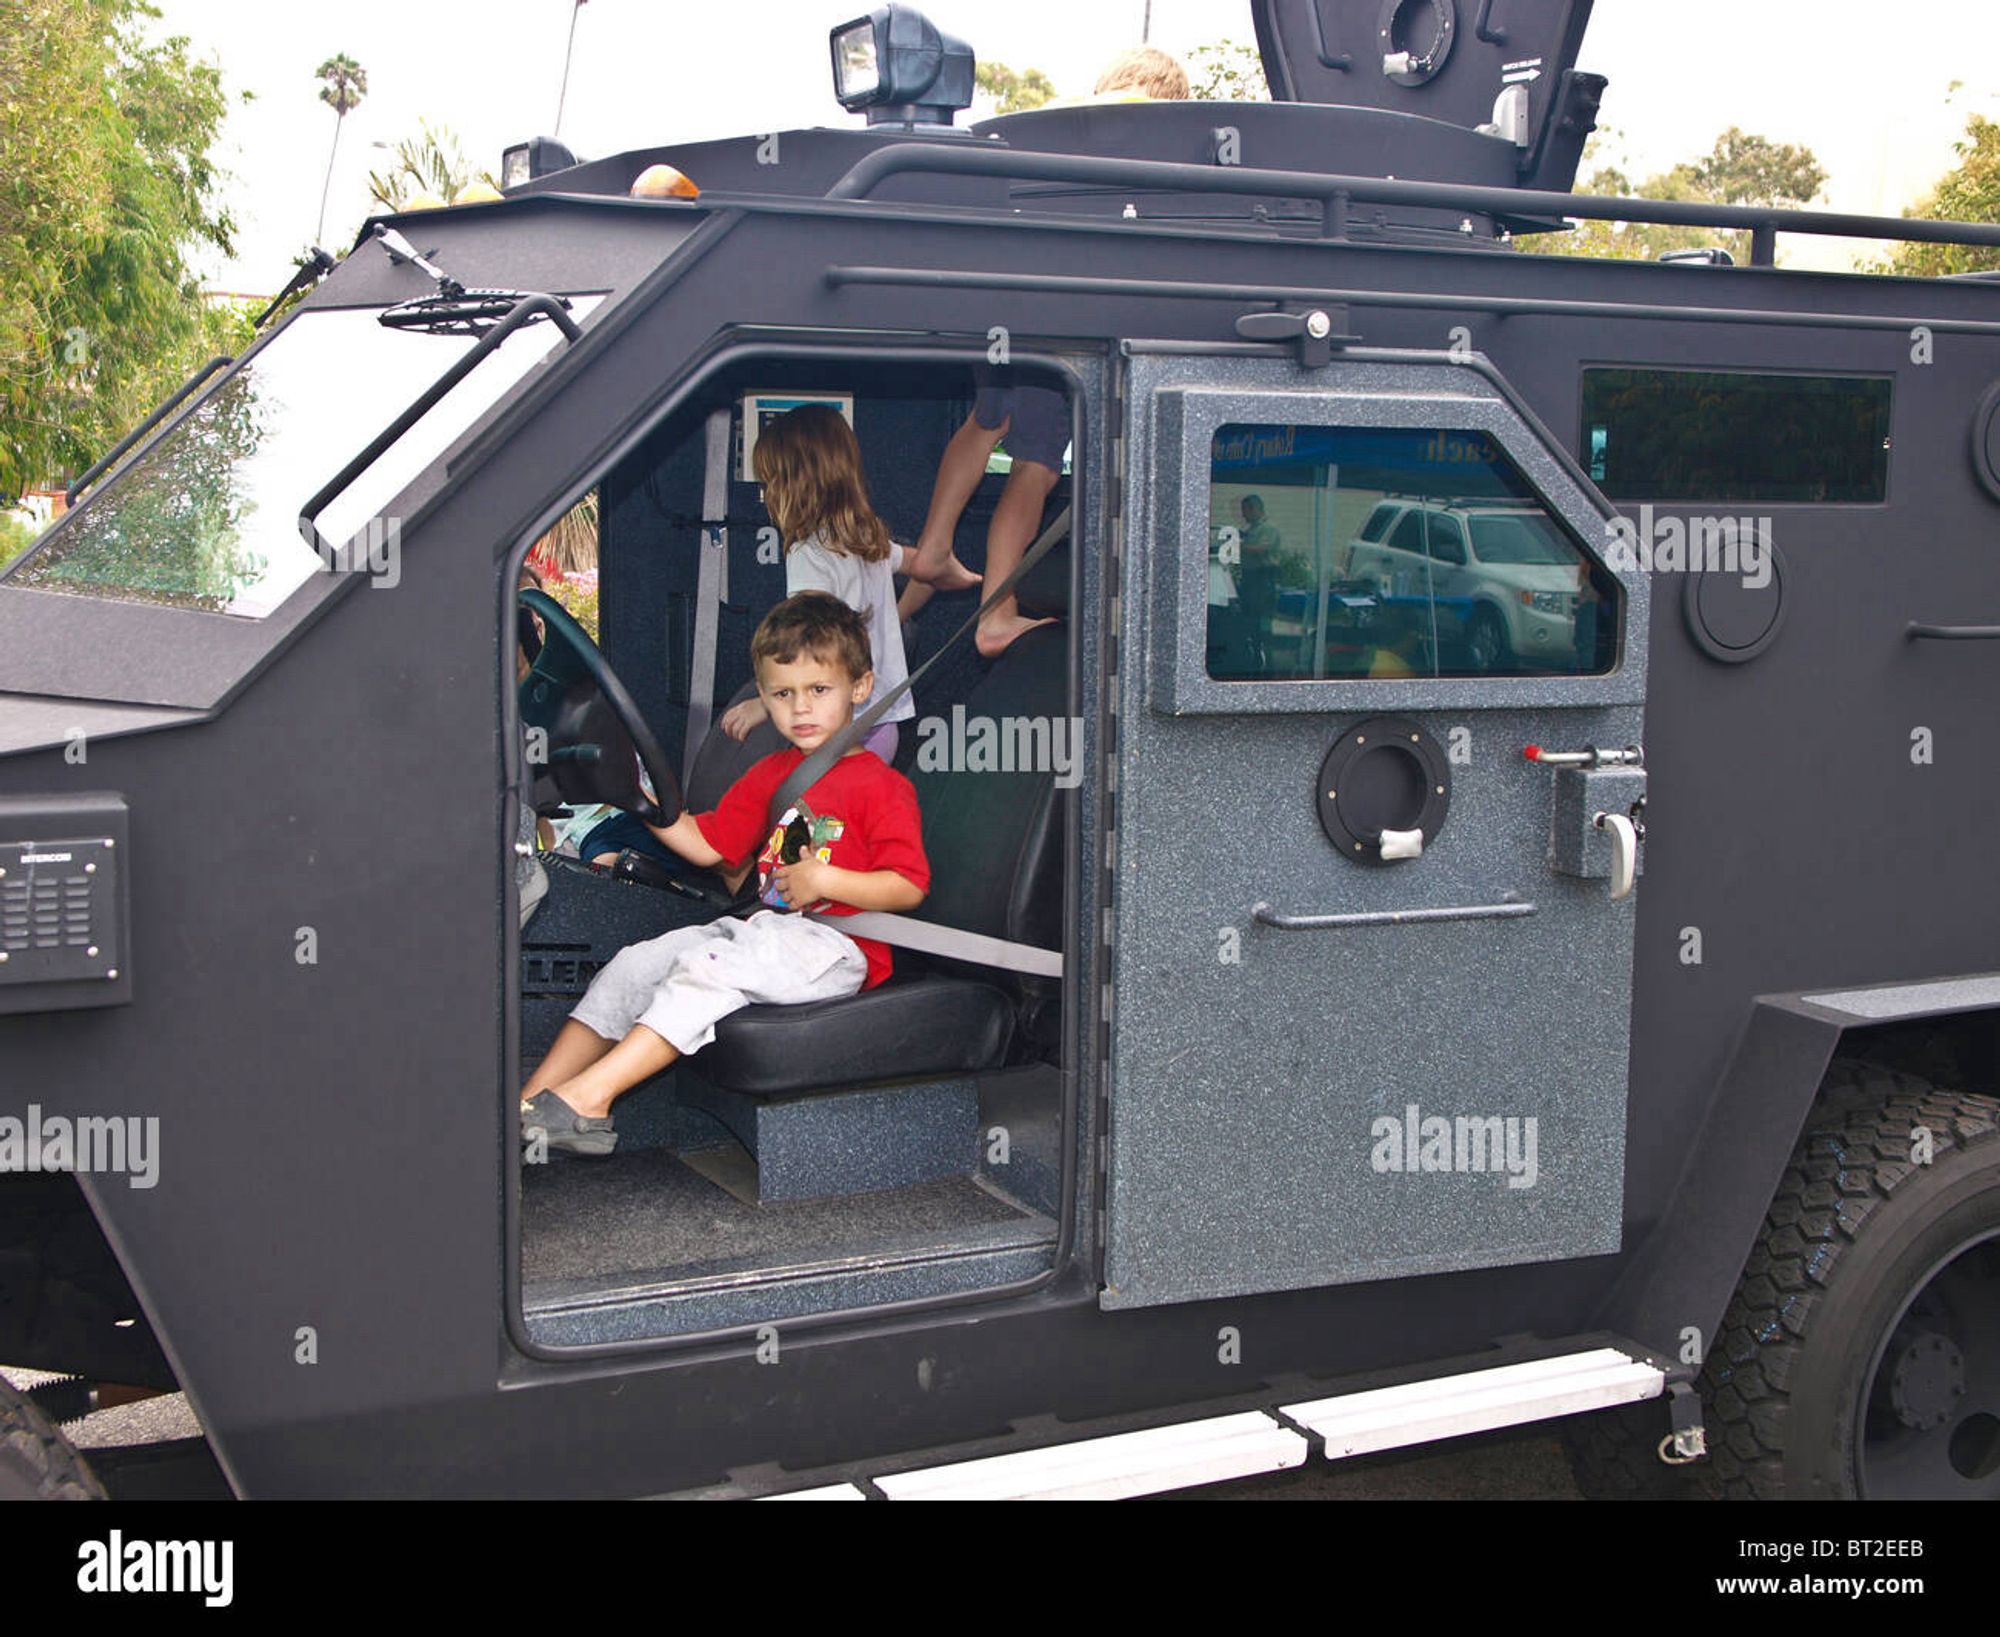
xmin=1464 ymin=606 xmax=1509 ymax=674
xmin=0 ymin=1374 xmax=106 ymax=1500
xmin=1560 ymin=1393 xmax=1702 ymax=1500
xmin=1699 ymin=1062 xmax=2000 ymax=1499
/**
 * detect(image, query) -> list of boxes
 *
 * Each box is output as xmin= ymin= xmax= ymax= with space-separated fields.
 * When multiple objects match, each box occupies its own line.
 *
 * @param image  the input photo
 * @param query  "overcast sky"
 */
xmin=154 ymin=0 xmax=2000 ymax=291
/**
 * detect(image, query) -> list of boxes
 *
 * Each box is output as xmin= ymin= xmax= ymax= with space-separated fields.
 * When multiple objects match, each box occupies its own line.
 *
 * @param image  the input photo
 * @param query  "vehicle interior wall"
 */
xmin=599 ymin=359 xmax=1071 ymax=776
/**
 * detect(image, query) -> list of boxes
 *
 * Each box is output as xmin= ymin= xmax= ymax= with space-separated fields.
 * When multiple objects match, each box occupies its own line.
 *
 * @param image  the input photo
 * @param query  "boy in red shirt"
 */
xmin=520 ymin=591 xmax=929 ymax=1157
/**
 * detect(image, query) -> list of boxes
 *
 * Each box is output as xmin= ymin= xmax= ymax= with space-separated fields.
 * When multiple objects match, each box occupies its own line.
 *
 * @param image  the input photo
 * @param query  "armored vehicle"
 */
xmin=1 ymin=0 xmax=1995 ymax=1501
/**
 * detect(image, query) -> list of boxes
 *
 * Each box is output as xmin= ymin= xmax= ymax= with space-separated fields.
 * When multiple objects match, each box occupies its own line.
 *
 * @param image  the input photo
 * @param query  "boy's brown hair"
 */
xmin=751 ymin=590 xmax=873 ymax=683
xmin=1094 ymin=46 xmax=1190 ymax=100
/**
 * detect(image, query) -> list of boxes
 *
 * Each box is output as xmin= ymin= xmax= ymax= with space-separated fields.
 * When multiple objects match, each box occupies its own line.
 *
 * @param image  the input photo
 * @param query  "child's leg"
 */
xmin=524 ymin=920 xmax=724 ymax=1114
xmin=520 ymin=1017 xmax=617 ymax=1104
xmin=907 ymin=411 xmax=1001 ymax=590
xmin=862 ymin=721 xmax=899 ymax=763
xmin=541 ymin=1023 xmax=680 ymax=1120
xmin=975 ymin=458 xmax=1063 ymax=658
xmin=630 ymin=913 xmax=868 ymax=1057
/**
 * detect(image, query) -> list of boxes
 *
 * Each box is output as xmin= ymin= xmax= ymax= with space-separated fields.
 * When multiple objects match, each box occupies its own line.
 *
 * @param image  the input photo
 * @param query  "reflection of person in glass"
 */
xmin=1236 ymin=494 xmax=1281 ymax=632
xmin=1573 ymin=564 xmax=1604 ymax=670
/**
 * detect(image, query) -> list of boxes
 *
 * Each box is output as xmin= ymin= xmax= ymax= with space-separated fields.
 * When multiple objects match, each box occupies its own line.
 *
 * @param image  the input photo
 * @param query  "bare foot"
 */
xmin=975 ymin=610 xmax=1057 ymax=659
xmin=908 ymin=548 xmax=983 ymax=592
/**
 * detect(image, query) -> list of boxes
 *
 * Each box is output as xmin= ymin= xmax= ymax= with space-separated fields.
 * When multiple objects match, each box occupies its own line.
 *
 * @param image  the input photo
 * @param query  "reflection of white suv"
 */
xmin=1344 ymin=498 xmax=1585 ymax=672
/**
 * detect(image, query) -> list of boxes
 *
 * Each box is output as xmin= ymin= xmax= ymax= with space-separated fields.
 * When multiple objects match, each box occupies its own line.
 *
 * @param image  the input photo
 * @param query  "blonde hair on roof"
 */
xmin=1093 ymin=46 xmax=1190 ymax=101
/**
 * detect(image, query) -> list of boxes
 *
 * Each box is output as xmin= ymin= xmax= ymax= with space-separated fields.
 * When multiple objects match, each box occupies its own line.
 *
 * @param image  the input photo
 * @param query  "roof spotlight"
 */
xmin=829 ymin=5 xmax=974 ymax=127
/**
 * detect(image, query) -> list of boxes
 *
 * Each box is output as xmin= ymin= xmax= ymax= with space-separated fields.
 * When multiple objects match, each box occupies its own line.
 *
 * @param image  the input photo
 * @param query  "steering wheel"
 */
xmin=517 ymin=587 xmax=683 ymax=828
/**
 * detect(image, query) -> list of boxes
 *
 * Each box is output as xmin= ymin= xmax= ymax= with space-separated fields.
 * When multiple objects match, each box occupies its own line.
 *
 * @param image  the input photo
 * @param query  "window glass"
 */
xmin=1425 ymin=513 xmax=1465 ymax=565
xmin=1358 ymin=503 xmax=1398 ymax=543
xmin=1206 ymin=424 xmax=1618 ymax=681
xmin=10 ymin=302 xmax=594 ymax=617
xmin=1581 ymin=368 xmax=1891 ymax=503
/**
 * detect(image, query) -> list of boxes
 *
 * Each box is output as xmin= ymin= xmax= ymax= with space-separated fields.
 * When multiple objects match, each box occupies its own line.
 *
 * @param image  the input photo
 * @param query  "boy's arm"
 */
xmin=771 ymin=859 xmax=924 ymax=913
xmin=650 ymin=753 xmax=789 ymax=876
xmin=641 ymin=810 xmax=729 ymax=871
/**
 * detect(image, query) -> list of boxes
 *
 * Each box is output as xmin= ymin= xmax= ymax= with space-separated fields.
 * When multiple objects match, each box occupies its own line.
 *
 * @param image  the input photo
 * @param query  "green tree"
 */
xmin=1874 ymin=115 xmax=2000 ymax=277
xmin=366 ymin=120 xmax=500 ymax=211
xmin=1186 ymin=39 xmax=1269 ymax=100
xmin=976 ymin=61 xmax=1056 ymax=114
xmin=315 ymin=53 xmax=367 ymax=245
xmin=1 ymin=511 xmax=40 ymax=572
xmin=1523 ymin=126 xmax=1826 ymax=264
xmin=0 ymin=0 xmax=242 ymax=498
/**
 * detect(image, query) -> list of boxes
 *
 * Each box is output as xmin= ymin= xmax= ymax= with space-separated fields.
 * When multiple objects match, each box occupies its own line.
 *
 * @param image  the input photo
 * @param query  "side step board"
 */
xmin=1279 ymin=1346 xmax=1666 ymax=1460
xmin=760 ymin=1345 xmax=1666 ymax=1501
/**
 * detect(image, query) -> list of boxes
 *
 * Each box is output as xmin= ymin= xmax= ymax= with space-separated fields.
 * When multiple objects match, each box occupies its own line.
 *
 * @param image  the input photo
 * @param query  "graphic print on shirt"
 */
xmin=757 ymin=801 xmax=847 ymax=908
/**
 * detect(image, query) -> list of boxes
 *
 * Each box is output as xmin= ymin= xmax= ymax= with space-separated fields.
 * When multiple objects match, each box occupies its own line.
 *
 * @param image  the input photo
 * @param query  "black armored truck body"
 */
xmin=0 ymin=1 xmax=1995 ymax=1500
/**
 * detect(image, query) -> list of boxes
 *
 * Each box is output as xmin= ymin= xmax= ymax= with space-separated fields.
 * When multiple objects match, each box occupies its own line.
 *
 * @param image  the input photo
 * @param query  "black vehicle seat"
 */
xmin=684 ymin=684 xmax=786 ymax=813
xmin=694 ymin=548 xmax=1070 ymax=1097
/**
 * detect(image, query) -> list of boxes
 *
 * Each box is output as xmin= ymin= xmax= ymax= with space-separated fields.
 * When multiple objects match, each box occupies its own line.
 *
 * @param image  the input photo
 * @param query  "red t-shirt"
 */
xmin=694 ymin=748 xmax=929 ymax=989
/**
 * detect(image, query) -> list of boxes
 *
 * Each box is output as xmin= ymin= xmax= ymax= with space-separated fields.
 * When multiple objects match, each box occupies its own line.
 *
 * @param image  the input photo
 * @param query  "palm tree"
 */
xmin=532 ymin=491 xmax=599 ymax=577
xmin=366 ymin=120 xmax=497 ymax=211
xmin=315 ymin=54 xmax=368 ymax=246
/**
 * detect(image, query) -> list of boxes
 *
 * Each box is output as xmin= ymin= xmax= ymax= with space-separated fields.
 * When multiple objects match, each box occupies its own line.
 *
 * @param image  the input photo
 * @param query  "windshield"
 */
xmin=1469 ymin=512 xmax=1575 ymax=565
xmin=8 ymin=301 xmax=592 ymax=617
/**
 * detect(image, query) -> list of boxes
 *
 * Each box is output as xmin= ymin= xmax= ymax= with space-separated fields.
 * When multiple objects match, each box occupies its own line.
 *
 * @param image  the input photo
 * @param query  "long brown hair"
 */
xmin=752 ymin=404 xmax=893 ymax=564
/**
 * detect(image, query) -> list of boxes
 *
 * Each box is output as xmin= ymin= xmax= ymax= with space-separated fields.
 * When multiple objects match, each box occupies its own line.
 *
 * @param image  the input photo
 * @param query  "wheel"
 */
xmin=0 ymin=1374 xmax=105 ymax=1500
xmin=1464 ymin=605 xmax=1509 ymax=674
xmin=1560 ymin=1392 xmax=1702 ymax=1500
xmin=1700 ymin=1063 xmax=2000 ymax=1499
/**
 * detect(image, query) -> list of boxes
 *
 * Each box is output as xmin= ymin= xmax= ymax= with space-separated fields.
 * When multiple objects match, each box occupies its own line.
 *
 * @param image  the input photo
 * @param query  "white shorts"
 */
xmin=570 ymin=910 xmax=867 ymax=1057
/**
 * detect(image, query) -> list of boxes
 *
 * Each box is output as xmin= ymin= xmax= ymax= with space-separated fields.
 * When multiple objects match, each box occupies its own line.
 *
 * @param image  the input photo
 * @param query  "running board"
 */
xmin=871 ymin=1411 xmax=1309 ymax=1501
xmin=1280 ymin=1346 xmax=1666 ymax=1460
xmin=756 ymin=1345 xmax=1665 ymax=1500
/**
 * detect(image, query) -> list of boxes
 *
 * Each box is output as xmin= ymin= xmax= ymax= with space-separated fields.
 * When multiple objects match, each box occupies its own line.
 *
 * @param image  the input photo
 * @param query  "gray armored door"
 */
xmin=1101 ymin=350 xmax=1651 ymax=1309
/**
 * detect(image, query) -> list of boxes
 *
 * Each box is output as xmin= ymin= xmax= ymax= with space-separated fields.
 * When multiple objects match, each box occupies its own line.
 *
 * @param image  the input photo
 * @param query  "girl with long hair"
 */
xmin=726 ymin=404 xmax=914 ymax=762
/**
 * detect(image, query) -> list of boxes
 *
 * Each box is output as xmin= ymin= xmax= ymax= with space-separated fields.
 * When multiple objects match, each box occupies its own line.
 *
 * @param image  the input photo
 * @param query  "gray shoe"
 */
xmin=521 ymin=1090 xmax=618 ymax=1158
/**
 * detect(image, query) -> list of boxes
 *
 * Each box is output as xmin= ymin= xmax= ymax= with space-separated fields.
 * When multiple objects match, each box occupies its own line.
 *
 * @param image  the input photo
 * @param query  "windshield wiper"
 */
xmin=370 ymin=223 xmax=573 ymax=338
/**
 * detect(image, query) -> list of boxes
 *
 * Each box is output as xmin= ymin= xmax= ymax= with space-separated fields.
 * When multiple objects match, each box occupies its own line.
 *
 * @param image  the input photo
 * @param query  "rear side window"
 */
xmin=1387 ymin=510 xmax=1427 ymax=554
xmin=1359 ymin=503 xmax=1400 ymax=542
xmin=1582 ymin=368 xmax=1892 ymax=504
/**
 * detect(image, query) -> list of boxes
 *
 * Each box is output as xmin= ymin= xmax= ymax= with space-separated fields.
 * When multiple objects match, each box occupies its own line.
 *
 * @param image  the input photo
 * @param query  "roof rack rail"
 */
xmin=826 ymin=147 xmax=2000 ymax=269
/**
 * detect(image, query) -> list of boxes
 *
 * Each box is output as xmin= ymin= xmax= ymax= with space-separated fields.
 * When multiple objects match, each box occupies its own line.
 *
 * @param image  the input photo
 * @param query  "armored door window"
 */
xmin=1206 ymin=424 xmax=1618 ymax=683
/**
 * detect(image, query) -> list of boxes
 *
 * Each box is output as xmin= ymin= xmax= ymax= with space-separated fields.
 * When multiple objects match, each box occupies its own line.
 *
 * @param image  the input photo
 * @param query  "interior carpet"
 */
xmin=522 ymin=1144 xmax=1038 ymax=1287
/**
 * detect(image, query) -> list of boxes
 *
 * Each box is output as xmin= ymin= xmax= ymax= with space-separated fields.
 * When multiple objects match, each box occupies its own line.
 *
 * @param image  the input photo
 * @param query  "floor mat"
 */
xmin=522 ymin=1144 xmax=1037 ymax=1288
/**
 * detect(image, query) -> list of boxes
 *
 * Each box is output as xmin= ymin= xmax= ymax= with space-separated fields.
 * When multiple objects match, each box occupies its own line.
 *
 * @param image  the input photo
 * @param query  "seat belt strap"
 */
xmin=763 ymin=502 xmax=1073 ymax=829
xmin=683 ymin=406 xmax=733 ymax=784
xmin=809 ymin=910 xmax=1064 ymax=978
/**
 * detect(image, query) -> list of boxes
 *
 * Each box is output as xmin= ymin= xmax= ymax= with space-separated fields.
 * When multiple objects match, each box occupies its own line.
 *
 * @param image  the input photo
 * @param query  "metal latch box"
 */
xmin=1549 ymin=766 xmax=1646 ymax=881
xmin=0 ymin=793 xmax=130 ymax=1014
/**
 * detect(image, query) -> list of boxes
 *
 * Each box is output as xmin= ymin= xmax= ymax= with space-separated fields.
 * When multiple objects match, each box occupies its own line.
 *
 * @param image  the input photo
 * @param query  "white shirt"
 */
xmin=785 ymin=533 xmax=914 ymax=724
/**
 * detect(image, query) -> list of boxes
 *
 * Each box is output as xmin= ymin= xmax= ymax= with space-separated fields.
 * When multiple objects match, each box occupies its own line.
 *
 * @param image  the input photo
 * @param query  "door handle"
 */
xmin=1595 ymin=812 xmax=1637 ymax=900
xmin=1252 ymin=898 xmax=1534 ymax=929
